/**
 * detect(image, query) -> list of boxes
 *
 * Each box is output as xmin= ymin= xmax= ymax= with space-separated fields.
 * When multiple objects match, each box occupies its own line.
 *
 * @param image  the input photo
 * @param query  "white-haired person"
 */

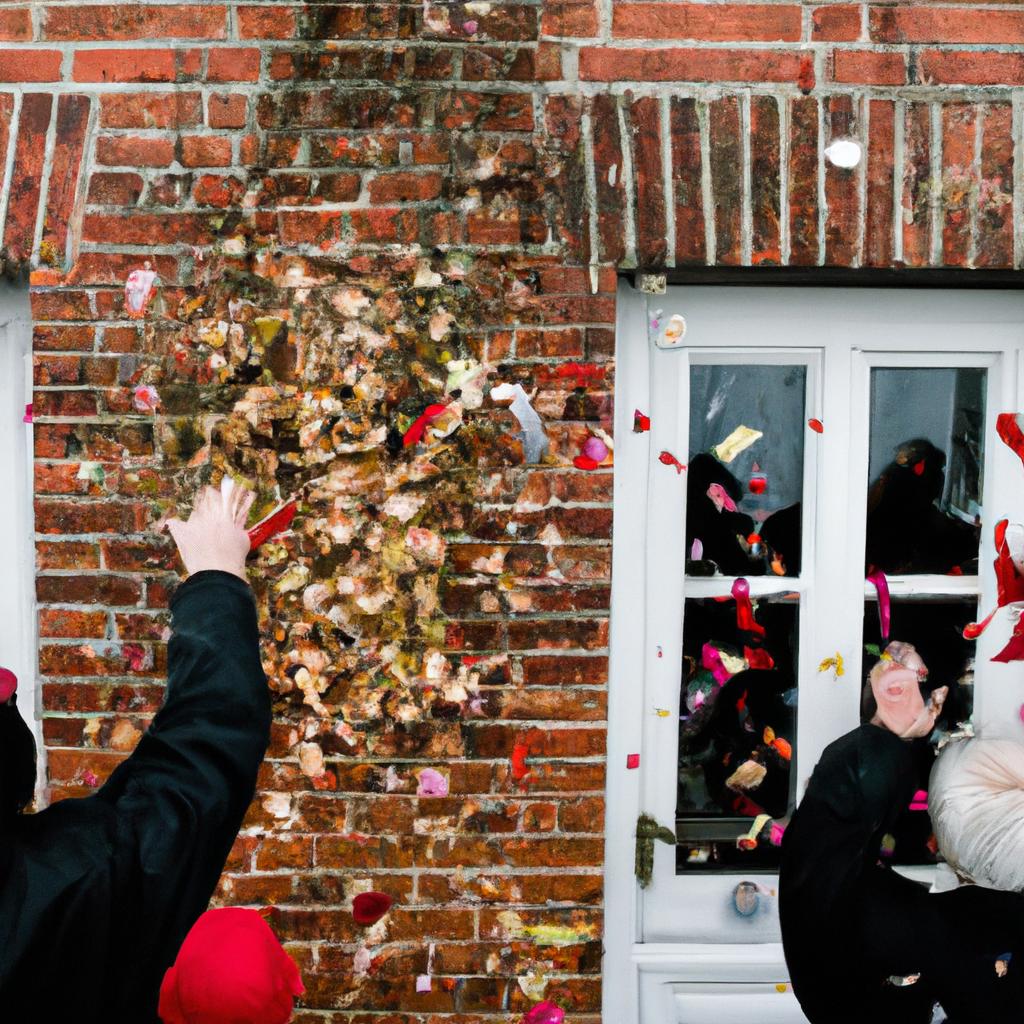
xmin=780 ymin=641 xmax=1024 ymax=1024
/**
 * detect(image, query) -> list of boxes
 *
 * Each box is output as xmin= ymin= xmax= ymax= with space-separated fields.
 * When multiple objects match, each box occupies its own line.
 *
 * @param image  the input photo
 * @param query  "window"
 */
xmin=610 ymin=285 xmax=1024 ymax=946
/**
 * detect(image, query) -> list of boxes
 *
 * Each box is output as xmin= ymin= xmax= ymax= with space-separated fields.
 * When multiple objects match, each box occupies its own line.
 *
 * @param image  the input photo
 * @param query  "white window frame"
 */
xmin=0 ymin=282 xmax=41 ymax=805
xmin=604 ymin=280 xmax=1024 ymax=1024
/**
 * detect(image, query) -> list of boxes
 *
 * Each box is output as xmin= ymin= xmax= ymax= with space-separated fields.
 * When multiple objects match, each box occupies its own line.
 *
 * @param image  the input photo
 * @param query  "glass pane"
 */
xmin=676 ymin=594 xmax=799 ymax=872
xmin=687 ymin=364 xmax=806 ymax=578
xmin=861 ymin=597 xmax=976 ymax=866
xmin=866 ymin=368 xmax=985 ymax=575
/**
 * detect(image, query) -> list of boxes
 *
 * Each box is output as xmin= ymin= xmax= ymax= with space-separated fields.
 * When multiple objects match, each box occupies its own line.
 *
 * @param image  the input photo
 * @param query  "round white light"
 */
xmin=824 ymin=139 xmax=863 ymax=169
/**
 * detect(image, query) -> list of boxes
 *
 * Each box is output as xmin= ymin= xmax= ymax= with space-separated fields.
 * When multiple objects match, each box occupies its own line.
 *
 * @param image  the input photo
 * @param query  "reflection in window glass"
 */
xmin=687 ymin=365 xmax=806 ymax=578
xmin=866 ymin=368 xmax=985 ymax=575
xmin=861 ymin=598 xmax=976 ymax=865
xmin=676 ymin=595 xmax=798 ymax=872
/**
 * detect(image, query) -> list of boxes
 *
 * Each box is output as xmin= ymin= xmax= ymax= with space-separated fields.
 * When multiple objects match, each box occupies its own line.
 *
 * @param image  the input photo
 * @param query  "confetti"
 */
xmin=626 ymin=753 xmax=640 ymax=769
xmin=633 ymin=410 xmax=651 ymax=433
xmin=808 ymin=418 xmax=824 ymax=433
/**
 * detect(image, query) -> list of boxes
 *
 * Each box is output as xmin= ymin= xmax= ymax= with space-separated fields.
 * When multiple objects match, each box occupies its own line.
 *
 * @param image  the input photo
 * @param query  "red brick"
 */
xmin=181 ymin=135 xmax=233 ymax=167
xmin=238 ymin=5 xmax=298 ymax=38
xmin=41 ymin=95 xmax=92 ymax=265
xmin=668 ymin=96 xmax=705 ymax=265
xmin=36 ymin=541 xmax=101 ymax=571
xmin=39 ymin=609 xmax=108 ymax=639
xmin=73 ymin=49 xmax=177 ymax=83
xmin=832 ymin=49 xmax=906 ymax=85
xmin=976 ymin=103 xmax=1014 ymax=269
xmin=207 ymin=48 xmax=261 ymax=82
xmin=368 ymin=171 xmax=443 ymax=203
xmin=865 ymin=99 xmax=895 ymax=268
xmin=87 ymin=172 xmax=144 ymax=207
xmin=709 ymin=95 xmax=742 ymax=266
xmin=36 ymin=574 xmax=143 ymax=607
xmin=0 ymin=9 xmax=31 ymax=40
xmin=750 ymin=95 xmax=781 ymax=265
xmin=95 ymin=137 xmax=175 ymax=168
xmin=82 ymin=213 xmax=214 ymax=245
xmin=629 ymin=96 xmax=667 ymax=268
xmin=580 ymin=46 xmax=802 ymax=82
xmin=35 ymin=499 xmax=150 ymax=535
xmin=941 ymin=104 xmax=977 ymax=267
xmin=612 ymin=3 xmax=801 ymax=41
xmin=871 ymin=7 xmax=1024 ymax=45
xmin=918 ymin=50 xmax=1024 ymax=86
xmin=34 ymin=326 xmax=94 ymax=353
xmin=207 ymin=93 xmax=248 ymax=128
xmin=788 ymin=96 xmax=819 ymax=266
xmin=541 ymin=0 xmax=599 ymax=37
xmin=0 ymin=51 xmax=62 ymax=82
xmin=812 ymin=4 xmax=862 ymax=41
xmin=589 ymin=95 xmax=626 ymax=264
xmin=278 ymin=210 xmax=343 ymax=246
xmin=44 ymin=5 xmax=227 ymax=40
xmin=100 ymin=92 xmax=202 ymax=129
xmin=4 ymin=93 xmax=53 ymax=264
xmin=824 ymin=94 xmax=860 ymax=266
xmin=902 ymin=102 xmax=932 ymax=267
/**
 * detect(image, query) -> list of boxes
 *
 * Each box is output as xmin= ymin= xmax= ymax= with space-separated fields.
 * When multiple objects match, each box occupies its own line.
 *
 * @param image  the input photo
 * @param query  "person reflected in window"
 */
xmin=0 ymin=479 xmax=274 ymax=1023
xmin=685 ymin=454 xmax=766 ymax=577
xmin=866 ymin=439 xmax=979 ymax=575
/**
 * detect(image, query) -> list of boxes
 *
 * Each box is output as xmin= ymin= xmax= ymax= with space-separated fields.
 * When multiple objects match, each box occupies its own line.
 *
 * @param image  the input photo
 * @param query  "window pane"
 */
xmin=676 ymin=594 xmax=798 ymax=872
xmin=687 ymin=365 xmax=806 ymax=578
xmin=861 ymin=597 xmax=976 ymax=865
xmin=866 ymin=368 xmax=985 ymax=575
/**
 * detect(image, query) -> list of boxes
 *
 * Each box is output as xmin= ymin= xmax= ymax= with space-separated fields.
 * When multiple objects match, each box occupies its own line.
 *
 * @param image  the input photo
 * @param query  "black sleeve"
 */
xmin=97 ymin=569 xmax=271 ymax=830
xmin=94 ymin=570 xmax=271 ymax=1020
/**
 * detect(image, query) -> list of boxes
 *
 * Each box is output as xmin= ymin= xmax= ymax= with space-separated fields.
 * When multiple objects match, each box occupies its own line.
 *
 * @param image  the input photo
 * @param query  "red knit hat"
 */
xmin=158 ymin=909 xmax=304 ymax=1024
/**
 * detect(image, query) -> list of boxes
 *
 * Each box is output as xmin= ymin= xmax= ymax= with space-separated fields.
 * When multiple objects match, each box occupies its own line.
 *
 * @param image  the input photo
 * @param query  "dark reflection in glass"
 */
xmin=865 ymin=368 xmax=985 ymax=575
xmin=861 ymin=598 xmax=976 ymax=866
xmin=687 ymin=365 xmax=806 ymax=578
xmin=676 ymin=595 xmax=798 ymax=872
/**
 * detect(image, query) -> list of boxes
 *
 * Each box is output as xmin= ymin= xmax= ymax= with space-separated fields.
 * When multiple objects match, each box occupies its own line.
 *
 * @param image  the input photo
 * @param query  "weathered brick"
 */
xmin=918 ymin=50 xmax=1024 ymax=86
xmin=824 ymin=94 xmax=860 ymax=266
xmin=709 ymin=95 xmax=742 ymax=265
xmin=73 ymin=49 xmax=178 ymax=83
xmin=87 ymin=172 xmax=145 ymax=207
xmin=44 ymin=5 xmax=227 ymax=40
xmin=976 ymin=103 xmax=1014 ymax=268
xmin=812 ymin=4 xmax=862 ymax=42
xmin=0 ymin=9 xmax=32 ymax=40
xmin=100 ymin=92 xmax=202 ymax=129
xmin=38 ymin=609 xmax=108 ymax=639
xmin=36 ymin=574 xmax=143 ymax=607
xmin=580 ymin=47 xmax=803 ymax=82
xmin=36 ymin=499 xmax=151 ymax=536
xmin=788 ymin=96 xmax=819 ymax=265
xmin=871 ymin=7 xmax=1024 ymax=45
xmin=368 ymin=170 xmax=443 ymax=203
xmin=832 ymin=49 xmax=906 ymax=85
xmin=238 ymin=5 xmax=298 ymax=38
xmin=750 ymin=95 xmax=781 ymax=265
xmin=941 ymin=103 xmax=977 ymax=267
xmin=180 ymin=135 xmax=233 ymax=167
xmin=4 ymin=93 xmax=52 ymax=263
xmin=95 ymin=136 xmax=176 ymax=168
xmin=590 ymin=93 xmax=626 ymax=265
xmin=542 ymin=0 xmax=599 ymax=37
xmin=628 ymin=96 xmax=667 ymax=269
xmin=902 ymin=102 xmax=932 ymax=267
xmin=669 ymin=96 xmax=706 ymax=265
xmin=865 ymin=99 xmax=895 ymax=267
xmin=207 ymin=93 xmax=248 ymax=128
xmin=207 ymin=47 xmax=261 ymax=82
xmin=612 ymin=3 xmax=801 ymax=41
xmin=0 ymin=51 xmax=62 ymax=82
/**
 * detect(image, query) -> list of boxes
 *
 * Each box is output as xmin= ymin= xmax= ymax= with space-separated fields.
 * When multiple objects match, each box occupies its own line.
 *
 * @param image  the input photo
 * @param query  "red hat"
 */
xmin=0 ymin=667 xmax=16 ymax=704
xmin=158 ymin=909 xmax=304 ymax=1024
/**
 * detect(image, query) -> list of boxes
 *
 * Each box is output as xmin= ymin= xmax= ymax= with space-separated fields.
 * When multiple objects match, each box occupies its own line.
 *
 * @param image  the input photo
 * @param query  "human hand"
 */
xmin=165 ymin=477 xmax=254 ymax=581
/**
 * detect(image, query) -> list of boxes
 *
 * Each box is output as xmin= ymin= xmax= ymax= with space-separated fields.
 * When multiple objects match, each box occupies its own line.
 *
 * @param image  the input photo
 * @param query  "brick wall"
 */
xmin=1 ymin=2 xmax=1021 ymax=1021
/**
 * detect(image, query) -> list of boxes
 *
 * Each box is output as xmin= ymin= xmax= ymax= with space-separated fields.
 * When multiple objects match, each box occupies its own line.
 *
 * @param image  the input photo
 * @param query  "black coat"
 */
xmin=0 ymin=571 xmax=271 ymax=1022
xmin=781 ymin=724 xmax=1024 ymax=1024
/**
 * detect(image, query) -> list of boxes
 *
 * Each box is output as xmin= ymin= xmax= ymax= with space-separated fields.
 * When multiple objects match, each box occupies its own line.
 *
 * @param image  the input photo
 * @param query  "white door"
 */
xmin=605 ymin=283 xmax=1024 ymax=1024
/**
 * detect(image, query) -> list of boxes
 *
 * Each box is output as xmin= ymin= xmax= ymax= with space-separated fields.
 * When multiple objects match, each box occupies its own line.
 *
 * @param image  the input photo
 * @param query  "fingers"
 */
xmin=236 ymin=489 xmax=255 ymax=527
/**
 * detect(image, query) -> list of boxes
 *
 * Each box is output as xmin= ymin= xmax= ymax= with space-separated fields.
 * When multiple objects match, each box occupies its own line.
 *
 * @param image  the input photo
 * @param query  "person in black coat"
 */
xmin=0 ymin=480 xmax=272 ymax=1023
xmin=780 ymin=642 xmax=1024 ymax=1024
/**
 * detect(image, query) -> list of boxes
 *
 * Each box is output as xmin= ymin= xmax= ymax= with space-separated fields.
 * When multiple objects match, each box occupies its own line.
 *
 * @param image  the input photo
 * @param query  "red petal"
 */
xmin=808 ymin=418 xmax=824 ymax=434
xmin=248 ymin=500 xmax=298 ymax=552
xmin=573 ymin=455 xmax=601 ymax=471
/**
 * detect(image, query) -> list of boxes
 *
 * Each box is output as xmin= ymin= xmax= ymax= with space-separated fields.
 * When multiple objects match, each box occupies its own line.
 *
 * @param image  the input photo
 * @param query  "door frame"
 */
xmin=603 ymin=272 xmax=1024 ymax=1024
